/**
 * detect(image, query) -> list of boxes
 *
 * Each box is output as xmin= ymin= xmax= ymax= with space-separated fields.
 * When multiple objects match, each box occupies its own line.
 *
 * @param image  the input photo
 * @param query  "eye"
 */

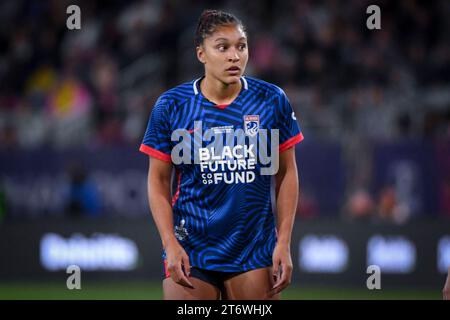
xmin=217 ymin=44 xmax=227 ymax=52
xmin=238 ymin=43 xmax=247 ymax=51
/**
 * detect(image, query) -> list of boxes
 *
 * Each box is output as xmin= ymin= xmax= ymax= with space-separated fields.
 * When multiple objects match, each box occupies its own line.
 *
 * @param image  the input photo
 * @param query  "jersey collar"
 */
xmin=193 ymin=76 xmax=248 ymax=95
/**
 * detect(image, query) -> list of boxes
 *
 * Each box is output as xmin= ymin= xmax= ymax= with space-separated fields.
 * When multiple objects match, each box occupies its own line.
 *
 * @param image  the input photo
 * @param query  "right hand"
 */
xmin=165 ymin=240 xmax=194 ymax=289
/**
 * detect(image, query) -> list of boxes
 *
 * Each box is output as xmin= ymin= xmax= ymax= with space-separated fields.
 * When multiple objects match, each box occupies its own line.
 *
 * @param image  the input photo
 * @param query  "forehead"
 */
xmin=207 ymin=24 xmax=247 ymax=42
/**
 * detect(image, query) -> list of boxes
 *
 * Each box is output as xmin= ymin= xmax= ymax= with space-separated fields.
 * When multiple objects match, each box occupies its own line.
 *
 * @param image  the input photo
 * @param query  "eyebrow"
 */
xmin=214 ymin=37 xmax=247 ymax=42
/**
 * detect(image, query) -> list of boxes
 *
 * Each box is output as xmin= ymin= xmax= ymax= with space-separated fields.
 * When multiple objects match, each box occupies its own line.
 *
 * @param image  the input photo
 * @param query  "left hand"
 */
xmin=270 ymin=243 xmax=293 ymax=296
xmin=443 ymin=267 xmax=450 ymax=300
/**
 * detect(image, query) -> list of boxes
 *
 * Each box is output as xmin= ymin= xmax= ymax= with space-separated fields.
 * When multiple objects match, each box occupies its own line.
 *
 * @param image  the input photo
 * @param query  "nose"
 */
xmin=227 ymin=48 xmax=240 ymax=62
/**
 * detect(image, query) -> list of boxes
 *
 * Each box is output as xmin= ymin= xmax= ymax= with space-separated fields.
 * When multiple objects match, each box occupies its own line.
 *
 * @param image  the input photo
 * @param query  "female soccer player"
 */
xmin=140 ymin=9 xmax=304 ymax=300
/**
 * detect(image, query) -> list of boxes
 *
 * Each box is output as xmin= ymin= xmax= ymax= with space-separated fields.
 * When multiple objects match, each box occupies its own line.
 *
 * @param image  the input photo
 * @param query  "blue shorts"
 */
xmin=162 ymin=260 xmax=243 ymax=290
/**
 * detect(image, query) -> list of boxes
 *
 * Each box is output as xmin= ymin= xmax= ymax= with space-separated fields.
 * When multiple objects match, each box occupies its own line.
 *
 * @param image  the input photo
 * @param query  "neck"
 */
xmin=200 ymin=74 xmax=242 ymax=105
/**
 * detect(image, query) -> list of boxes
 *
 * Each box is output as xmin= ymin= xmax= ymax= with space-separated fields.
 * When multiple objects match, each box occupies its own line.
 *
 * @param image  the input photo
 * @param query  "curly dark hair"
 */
xmin=194 ymin=9 xmax=246 ymax=47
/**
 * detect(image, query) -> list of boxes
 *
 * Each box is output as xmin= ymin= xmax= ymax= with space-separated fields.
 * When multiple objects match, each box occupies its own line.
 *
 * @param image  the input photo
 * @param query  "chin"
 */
xmin=222 ymin=75 xmax=241 ymax=85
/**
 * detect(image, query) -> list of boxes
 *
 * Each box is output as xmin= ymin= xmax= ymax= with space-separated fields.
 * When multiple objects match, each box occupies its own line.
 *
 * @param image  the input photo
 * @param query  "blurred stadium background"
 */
xmin=0 ymin=0 xmax=449 ymax=299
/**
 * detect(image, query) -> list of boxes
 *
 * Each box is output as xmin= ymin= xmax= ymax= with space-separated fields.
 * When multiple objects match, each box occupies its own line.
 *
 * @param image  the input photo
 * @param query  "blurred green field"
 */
xmin=0 ymin=282 xmax=441 ymax=300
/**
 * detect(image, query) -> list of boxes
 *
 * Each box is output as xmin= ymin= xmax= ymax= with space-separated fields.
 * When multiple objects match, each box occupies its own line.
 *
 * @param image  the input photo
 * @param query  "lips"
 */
xmin=226 ymin=66 xmax=240 ymax=71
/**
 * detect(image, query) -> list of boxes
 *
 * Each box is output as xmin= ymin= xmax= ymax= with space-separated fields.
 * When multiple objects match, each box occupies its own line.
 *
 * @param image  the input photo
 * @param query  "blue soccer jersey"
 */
xmin=140 ymin=76 xmax=304 ymax=272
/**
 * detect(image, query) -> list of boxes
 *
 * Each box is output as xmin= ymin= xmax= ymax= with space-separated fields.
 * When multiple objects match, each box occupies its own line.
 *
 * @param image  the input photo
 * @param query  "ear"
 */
xmin=196 ymin=45 xmax=206 ymax=64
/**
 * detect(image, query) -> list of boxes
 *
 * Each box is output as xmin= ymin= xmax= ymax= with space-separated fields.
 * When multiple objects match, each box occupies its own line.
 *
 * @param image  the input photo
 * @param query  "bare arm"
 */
xmin=148 ymin=157 xmax=175 ymax=246
xmin=444 ymin=266 xmax=450 ymax=300
xmin=274 ymin=147 xmax=299 ymax=247
xmin=148 ymin=157 xmax=193 ymax=288
xmin=270 ymin=147 xmax=299 ymax=295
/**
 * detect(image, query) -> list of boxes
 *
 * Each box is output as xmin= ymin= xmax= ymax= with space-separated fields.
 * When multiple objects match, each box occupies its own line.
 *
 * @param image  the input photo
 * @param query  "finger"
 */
xmin=169 ymin=261 xmax=192 ymax=288
xmin=272 ymin=264 xmax=292 ymax=293
xmin=269 ymin=280 xmax=287 ymax=296
xmin=168 ymin=263 xmax=179 ymax=283
xmin=182 ymin=255 xmax=191 ymax=277
xmin=170 ymin=272 xmax=180 ymax=286
xmin=178 ymin=278 xmax=194 ymax=289
xmin=272 ymin=265 xmax=284 ymax=289
xmin=176 ymin=263 xmax=194 ymax=289
xmin=272 ymin=261 xmax=280 ymax=284
xmin=271 ymin=274 xmax=286 ymax=292
xmin=270 ymin=277 xmax=290 ymax=295
xmin=284 ymin=263 xmax=293 ymax=284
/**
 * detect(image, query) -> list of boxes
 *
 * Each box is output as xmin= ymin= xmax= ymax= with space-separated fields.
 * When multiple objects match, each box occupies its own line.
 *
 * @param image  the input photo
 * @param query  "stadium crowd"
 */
xmin=0 ymin=0 xmax=449 ymax=221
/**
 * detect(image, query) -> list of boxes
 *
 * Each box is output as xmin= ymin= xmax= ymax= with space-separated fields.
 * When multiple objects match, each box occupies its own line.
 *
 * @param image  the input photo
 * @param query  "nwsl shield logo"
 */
xmin=244 ymin=115 xmax=260 ymax=137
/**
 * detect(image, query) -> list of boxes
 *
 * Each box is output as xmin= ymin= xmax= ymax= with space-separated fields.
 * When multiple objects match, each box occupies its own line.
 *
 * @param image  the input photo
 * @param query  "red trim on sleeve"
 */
xmin=139 ymin=144 xmax=172 ymax=163
xmin=279 ymin=132 xmax=304 ymax=153
xmin=163 ymin=259 xmax=170 ymax=278
xmin=171 ymin=171 xmax=182 ymax=207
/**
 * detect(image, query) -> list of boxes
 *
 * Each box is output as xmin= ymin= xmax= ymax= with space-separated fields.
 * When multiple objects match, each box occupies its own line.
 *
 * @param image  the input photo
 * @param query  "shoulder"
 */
xmin=244 ymin=76 xmax=286 ymax=98
xmin=155 ymin=79 xmax=199 ymax=107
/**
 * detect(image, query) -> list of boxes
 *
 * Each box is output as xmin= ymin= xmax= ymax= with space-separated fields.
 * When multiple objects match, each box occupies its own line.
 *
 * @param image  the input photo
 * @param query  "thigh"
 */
xmin=163 ymin=277 xmax=221 ymax=300
xmin=223 ymin=267 xmax=280 ymax=300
